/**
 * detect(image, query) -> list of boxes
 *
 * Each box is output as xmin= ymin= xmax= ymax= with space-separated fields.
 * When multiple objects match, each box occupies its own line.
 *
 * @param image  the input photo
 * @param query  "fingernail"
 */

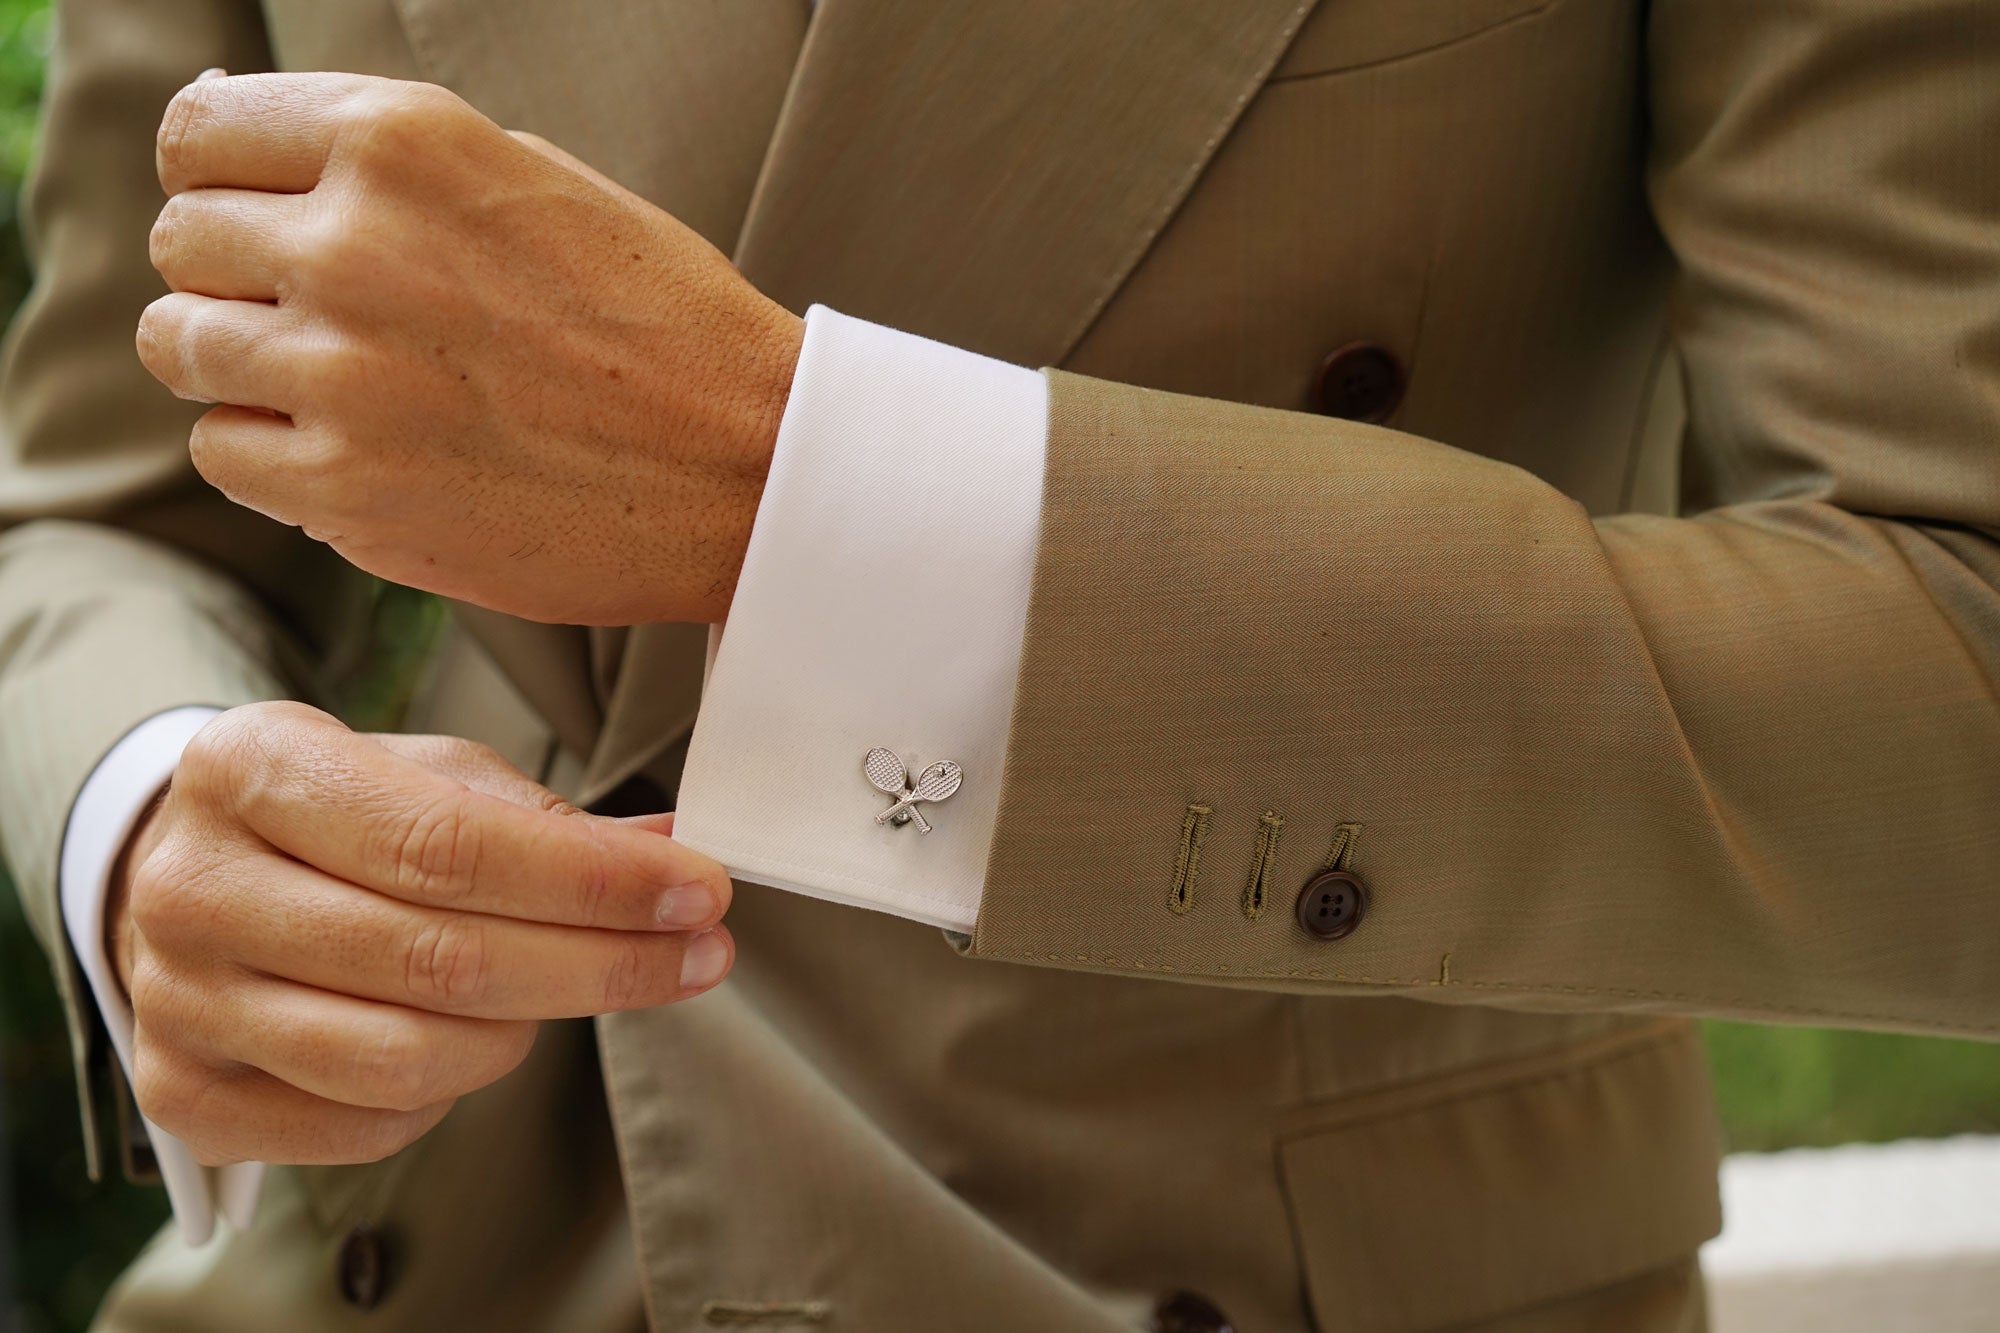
xmin=679 ymin=930 xmax=729 ymax=991
xmin=655 ymin=883 xmax=716 ymax=928
xmin=197 ymin=67 xmax=227 ymax=80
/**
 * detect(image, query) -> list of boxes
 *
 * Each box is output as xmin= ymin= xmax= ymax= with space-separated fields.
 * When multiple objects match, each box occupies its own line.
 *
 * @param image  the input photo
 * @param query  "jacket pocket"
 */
xmin=1276 ymin=1021 xmax=1721 ymax=1332
xmin=1270 ymin=0 xmax=1558 ymax=81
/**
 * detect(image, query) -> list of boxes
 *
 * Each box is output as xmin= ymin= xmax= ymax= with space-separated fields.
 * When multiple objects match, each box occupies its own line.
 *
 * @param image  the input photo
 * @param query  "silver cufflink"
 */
xmin=864 ymin=747 xmax=963 ymax=834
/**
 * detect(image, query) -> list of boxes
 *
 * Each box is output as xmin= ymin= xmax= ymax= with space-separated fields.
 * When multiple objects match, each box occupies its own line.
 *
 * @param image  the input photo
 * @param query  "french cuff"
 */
xmin=60 ymin=704 xmax=266 ymax=1245
xmin=674 ymin=305 xmax=1048 ymax=934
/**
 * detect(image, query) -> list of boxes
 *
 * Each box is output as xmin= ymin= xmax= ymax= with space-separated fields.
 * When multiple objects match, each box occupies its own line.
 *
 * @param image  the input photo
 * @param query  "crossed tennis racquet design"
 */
xmin=864 ymin=747 xmax=963 ymax=834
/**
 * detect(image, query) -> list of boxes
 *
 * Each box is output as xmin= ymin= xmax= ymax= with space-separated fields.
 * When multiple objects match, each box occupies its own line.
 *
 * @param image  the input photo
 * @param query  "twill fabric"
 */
xmin=2 ymin=0 xmax=1995 ymax=1328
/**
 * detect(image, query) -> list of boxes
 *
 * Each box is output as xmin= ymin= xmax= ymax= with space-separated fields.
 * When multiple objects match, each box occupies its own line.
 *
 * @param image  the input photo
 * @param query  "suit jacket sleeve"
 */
xmin=0 ymin=0 xmax=371 ymax=1174
xmin=965 ymin=0 xmax=2000 ymax=1039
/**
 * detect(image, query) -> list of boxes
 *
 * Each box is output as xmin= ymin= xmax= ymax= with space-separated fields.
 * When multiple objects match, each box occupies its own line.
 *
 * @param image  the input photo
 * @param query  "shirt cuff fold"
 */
xmin=675 ymin=306 xmax=1049 ymax=933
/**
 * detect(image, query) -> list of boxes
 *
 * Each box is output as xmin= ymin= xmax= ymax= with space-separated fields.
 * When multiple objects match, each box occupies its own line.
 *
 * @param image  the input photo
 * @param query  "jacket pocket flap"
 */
xmin=1278 ymin=1023 xmax=1722 ymax=1332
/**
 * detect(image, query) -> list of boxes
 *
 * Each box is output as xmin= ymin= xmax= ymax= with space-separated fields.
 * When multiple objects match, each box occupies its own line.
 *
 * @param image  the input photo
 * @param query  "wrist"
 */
xmin=683 ymin=301 xmax=802 ymax=624
xmin=738 ymin=303 xmax=804 ymax=478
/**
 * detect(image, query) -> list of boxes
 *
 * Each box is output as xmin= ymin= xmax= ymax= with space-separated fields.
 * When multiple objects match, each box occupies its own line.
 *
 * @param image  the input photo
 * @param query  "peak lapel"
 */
xmin=735 ymin=0 xmax=1316 ymax=368
xmin=390 ymin=0 xmax=809 ymax=249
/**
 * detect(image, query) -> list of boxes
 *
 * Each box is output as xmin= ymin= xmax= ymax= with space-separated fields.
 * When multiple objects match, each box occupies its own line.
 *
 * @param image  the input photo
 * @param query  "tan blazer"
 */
xmin=3 ymin=0 xmax=1995 ymax=1328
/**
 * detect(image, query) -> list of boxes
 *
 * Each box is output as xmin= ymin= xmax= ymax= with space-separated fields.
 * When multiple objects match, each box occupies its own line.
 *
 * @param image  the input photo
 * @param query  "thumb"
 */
xmin=612 ymin=811 xmax=677 ymax=839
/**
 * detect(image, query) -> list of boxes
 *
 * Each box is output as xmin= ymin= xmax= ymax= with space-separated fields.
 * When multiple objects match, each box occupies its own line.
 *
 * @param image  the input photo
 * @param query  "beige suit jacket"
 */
xmin=2 ymin=0 xmax=1995 ymax=1328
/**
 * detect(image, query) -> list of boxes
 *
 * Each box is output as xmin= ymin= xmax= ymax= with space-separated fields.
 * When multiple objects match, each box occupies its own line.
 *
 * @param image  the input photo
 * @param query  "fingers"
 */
xmin=150 ymin=967 xmax=537 ymax=1112
xmin=137 ymin=291 xmax=298 ymax=410
xmin=185 ymin=707 xmax=731 ymax=932
xmin=372 ymin=733 xmax=580 ymax=815
xmin=158 ymin=71 xmax=386 ymax=195
xmin=186 ymin=405 xmax=322 ymax=526
xmin=132 ymin=1039 xmax=451 ymax=1167
xmin=153 ymin=847 xmax=733 ymax=1021
xmin=151 ymin=188 xmax=307 ymax=300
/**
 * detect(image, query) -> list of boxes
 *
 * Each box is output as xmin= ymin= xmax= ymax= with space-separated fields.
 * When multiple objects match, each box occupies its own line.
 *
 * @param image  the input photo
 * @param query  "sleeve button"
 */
xmin=1312 ymin=342 xmax=1405 ymax=422
xmin=1295 ymin=869 xmax=1367 ymax=940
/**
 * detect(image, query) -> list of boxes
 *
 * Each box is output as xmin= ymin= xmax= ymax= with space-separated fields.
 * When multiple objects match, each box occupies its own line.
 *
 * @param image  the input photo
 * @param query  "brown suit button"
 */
xmin=1151 ymin=1290 xmax=1235 ymax=1333
xmin=1296 ymin=869 xmax=1367 ymax=940
xmin=337 ymin=1225 xmax=391 ymax=1310
xmin=1313 ymin=342 xmax=1405 ymax=422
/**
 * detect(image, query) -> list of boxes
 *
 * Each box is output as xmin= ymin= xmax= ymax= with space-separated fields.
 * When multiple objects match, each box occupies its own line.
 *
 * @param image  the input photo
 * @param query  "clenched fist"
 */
xmin=112 ymin=702 xmax=733 ymax=1167
xmin=137 ymin=72 xmax=804 ymax=626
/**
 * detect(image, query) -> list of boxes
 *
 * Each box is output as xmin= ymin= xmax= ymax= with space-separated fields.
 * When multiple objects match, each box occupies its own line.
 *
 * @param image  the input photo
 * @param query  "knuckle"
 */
xmin=128 ymin=845 xmax=235 ymax=955
xmin=125 ymin=849 xmax=194 ymax=943
xmin=133 ymin=296 xmax=181 ymax=376
xmin=130 ymin=1041 xmax=201 ymax=1131
xmin=569 ymin=832 xmax=618 ymax=927
xmin=177 ymin=1078 xmax=256 ymax=1167
xmin=185 ymin=409 xmax=234 ymax=490
xmin=449 ymin=737 xmax=506 ymax=773
xmin=179 ymin=707 xmax=269 ymax=795
xmin=403 ymin=914 xmax=490 ymax=1010
xmin=598 ymin=937 xmax=655 ymax=1012
xmin=395 ymin=796 xmax=480 ymax=904
xmin=359 ymin=1017 xmax=439 ymax=1111
xmin=148 ymin=199 xmax=184 ymax=275
xmin=302 ymin=338 xmax=374 ymax=405
xmin=123 ymin=953 xmax=175 ymax=1026
xmin=186 ymin=702 xmax=334 ymax=818
xmin=186 ymin=407 xmax=269 ymax=501
xmin=174 ymin=710 xmax=237 ymax=782
xmin=341 ymin=83 xmax=467 ymax=171
xmin=358 ymin=1106 xmax=445 ymax=1164
xmin=496 ymin=1020 xmax=539 ymax=1075
xmin=290 ymin=219 xmax=365 ymax=297
xmin=410 ymin=735 xmax=508 ymax=782
xmin=156 ymin=84 xmax=210 ymax=185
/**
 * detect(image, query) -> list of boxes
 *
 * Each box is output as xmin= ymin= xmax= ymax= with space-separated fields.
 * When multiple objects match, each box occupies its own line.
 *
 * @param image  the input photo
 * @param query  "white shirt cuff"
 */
xmin=674 ymin=306 xmax=1048 ymax=933
xmin=59 ymin=704 xmax=265 ymax=1245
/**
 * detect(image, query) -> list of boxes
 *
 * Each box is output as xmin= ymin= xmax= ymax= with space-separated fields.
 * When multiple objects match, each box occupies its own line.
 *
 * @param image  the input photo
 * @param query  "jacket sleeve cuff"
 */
xmin=673 ymin=306 xmax=1048 ymax=933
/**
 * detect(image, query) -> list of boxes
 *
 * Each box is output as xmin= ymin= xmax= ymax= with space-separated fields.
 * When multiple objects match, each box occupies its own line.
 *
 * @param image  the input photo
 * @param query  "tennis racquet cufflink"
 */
xmin=864 ymin=747 xmax=963 ymax=835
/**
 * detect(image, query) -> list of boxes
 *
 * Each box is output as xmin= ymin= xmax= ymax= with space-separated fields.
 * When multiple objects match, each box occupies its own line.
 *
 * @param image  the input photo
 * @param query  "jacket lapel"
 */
xmin=389 ymin=0 xmax=810 ymax=249
xmin=734 ymin=0 xmax=1317 ymax=367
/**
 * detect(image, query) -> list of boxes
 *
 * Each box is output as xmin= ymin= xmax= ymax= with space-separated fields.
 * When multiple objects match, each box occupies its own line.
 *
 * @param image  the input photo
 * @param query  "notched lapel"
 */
xmin=735 ymin=0 xmax=1317 ymax=368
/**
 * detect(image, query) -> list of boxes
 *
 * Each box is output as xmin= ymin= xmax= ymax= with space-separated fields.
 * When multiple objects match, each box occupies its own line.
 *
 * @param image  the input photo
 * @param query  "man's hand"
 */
xmin=136 ymin=72 xmax=805 ymax=626
xmin=110 ymin=701 xmax=733 ymax=1167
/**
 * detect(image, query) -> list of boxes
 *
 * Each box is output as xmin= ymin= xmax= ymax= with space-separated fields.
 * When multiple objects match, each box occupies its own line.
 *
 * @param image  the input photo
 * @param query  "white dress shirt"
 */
xmin=60 ymin=305 xmax=1045 ymax=1241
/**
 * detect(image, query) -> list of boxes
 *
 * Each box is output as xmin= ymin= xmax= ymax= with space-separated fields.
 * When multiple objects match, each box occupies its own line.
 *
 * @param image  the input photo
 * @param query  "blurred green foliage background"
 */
xmin=0 ymin=1 xmax=1994 ymax=1329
